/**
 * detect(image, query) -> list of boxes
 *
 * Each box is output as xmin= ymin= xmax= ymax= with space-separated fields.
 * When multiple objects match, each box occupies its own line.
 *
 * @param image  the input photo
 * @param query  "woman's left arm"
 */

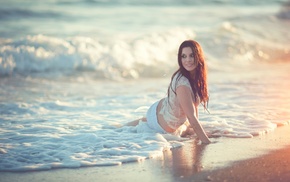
xmin=177 ymin=86 xmax=211 ymax=144
xmin=195 ymin=104 xmax=199 ymax=119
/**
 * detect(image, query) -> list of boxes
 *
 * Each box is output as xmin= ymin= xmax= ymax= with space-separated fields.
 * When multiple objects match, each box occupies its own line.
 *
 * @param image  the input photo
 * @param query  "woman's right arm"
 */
xmin=176 ymin=86 xmax=211 ymax=144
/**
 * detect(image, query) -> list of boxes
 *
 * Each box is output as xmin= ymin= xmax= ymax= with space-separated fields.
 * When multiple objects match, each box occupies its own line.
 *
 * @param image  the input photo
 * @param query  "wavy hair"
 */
xmin=168 ymin=40 xmax=209 ymax=110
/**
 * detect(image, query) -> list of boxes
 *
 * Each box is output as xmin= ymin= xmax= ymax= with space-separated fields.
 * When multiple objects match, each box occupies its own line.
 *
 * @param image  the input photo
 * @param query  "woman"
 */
xmin=126 ymin=40 xmax=211 ymax=144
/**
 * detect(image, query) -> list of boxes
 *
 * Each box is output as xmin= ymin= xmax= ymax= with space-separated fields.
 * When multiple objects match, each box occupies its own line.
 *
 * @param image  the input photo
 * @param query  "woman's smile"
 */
xmin=181 ymin=47 xmax=197 ymax=72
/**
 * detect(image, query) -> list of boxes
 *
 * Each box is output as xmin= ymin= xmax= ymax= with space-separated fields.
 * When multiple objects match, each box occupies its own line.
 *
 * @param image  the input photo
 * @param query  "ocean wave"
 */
xmin=0 ymin=28 xmax=195 ymax=79
xmin=277 ymin=0 xmax=290 ymax=19
xmin=199 ymin=13 xmax=290 ymax=70
xmin=54 ymin=0 xmax=286 ymax=6
xmin=0 ymin=8 xmax=63 ymax=21
xmin=0 ymin=20 xmax=289 ymax=79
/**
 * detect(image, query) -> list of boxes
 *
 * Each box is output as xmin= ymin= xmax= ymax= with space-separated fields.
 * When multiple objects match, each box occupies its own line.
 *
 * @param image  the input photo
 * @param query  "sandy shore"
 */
xmin=1 ymin=125 xmax=290 ymax=182
xmin=195 ymin=145 xmax=290 ymax=182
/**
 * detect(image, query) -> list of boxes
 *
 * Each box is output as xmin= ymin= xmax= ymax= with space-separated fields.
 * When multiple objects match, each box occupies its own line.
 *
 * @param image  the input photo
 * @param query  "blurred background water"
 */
xmin=0 ymin=0 xmax=290 ymax=172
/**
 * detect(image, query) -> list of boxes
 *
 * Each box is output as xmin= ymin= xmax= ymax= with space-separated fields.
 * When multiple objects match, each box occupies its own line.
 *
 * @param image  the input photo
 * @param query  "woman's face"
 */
xmin=181 ymin=47 xmax=197 ymax=73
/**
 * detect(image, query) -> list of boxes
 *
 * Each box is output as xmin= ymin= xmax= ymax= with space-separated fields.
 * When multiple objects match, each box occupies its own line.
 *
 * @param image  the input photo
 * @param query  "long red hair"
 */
xmin=168 ymin=40 xmax=209 ymax=110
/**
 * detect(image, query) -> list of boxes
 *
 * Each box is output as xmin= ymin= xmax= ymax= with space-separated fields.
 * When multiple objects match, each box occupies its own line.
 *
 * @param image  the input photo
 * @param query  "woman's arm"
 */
xmin=176 ymin=86 xmax=211 ymax=144
xmin=195 ymin=105 xmax=199 ymax=119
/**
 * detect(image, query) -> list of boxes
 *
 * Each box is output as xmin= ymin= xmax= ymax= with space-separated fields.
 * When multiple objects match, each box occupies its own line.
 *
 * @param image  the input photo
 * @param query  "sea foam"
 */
xmin=1 ymin=0 xmax=290 ymax=172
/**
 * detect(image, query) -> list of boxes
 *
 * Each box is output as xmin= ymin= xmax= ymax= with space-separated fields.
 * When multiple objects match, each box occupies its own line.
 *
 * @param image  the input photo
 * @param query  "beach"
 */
xmin=1 ymin=124 xmax=290 ymax=182
xmin=198 ymin=146 xmax=290 ymax=182
xmin=1 ymin=0 xmax=290 ymax=181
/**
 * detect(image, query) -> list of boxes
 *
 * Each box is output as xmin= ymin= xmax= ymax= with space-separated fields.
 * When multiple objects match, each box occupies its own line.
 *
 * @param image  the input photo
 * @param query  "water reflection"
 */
xmin=162 ymin=139 xmax=207 ymax=181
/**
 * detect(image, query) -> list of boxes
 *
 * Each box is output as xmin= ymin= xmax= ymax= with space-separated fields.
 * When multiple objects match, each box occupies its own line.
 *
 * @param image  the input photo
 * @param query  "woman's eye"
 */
xmin=190 ymin=54 xmax=194 ymax=58
xmin=181 ymin=54 xmax=186 ymax=58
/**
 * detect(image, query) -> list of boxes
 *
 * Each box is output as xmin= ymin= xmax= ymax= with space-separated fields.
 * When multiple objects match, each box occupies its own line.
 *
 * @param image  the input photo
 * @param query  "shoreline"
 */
xmin=194 ymin=144 xmax=290 ymax=182
xmin=1 ymin=124 xmax=290 ymax=182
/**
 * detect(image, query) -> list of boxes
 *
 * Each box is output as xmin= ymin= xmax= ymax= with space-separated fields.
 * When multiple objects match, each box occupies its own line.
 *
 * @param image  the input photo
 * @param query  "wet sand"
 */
xmin=0 ymin=125 xmax=290 ymax=182
xmin=195 ymin=145 xmax=290 ymax=182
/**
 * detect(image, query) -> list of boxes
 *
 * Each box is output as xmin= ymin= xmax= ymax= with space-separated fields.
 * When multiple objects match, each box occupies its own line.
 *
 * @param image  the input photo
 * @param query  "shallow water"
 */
xmin=1 ymin=63 xmax=290 ymax=171
xmin=1 ymin=0 xmax=290 ymax=172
